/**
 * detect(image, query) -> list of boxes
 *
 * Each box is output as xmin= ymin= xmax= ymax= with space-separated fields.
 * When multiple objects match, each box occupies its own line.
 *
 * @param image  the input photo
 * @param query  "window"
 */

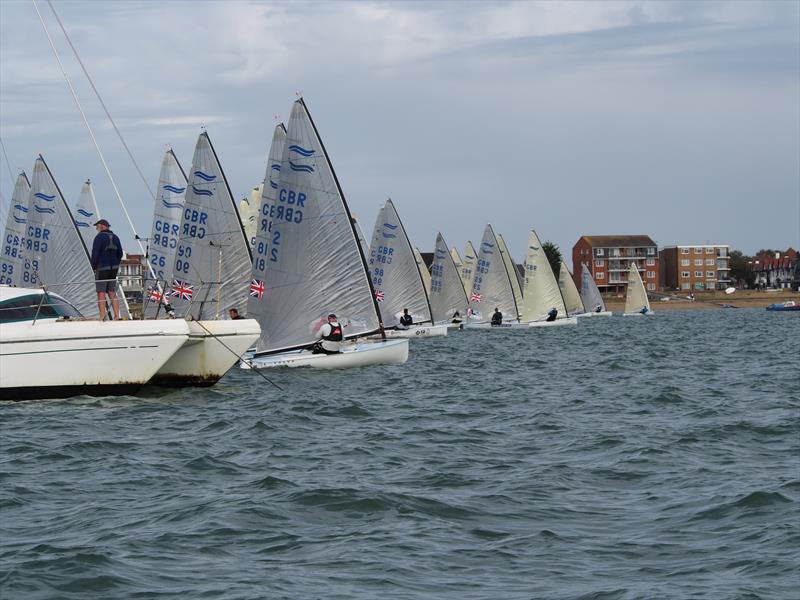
xmin=647 ymin=283 xmax=656 ymax=291
xmin=681 ymin=259 xmax=690 ymax=266
xmin=681 ymin=282 xmax=691 ymax=290
xmin=0 ymin=293 xmax=82 ymax=323
xmin=595 ymin=259 xmax=605 ymax=267
xmin=680 ymin=248 xmax=690 ymax=254
xmin=706 ymin=271 xmax=715 ymax=278
xmin=681 ymin=271 xmax=690 ymax=278
xmin=647 ymin=271 xmax=656 ymax=278
xmin=694 ymin=259 xmax=703 ymax=266
xmin=595 ymin=271 xmax=605 ymax=279
xmin=595 ymin=248 xmax=604 ymax=257
xmin=695 ymin=271 xmax=703 ymax=277
xmin=706 ymin=259 xmax=714 ymax=266
xmin=694 ymin=247 xmax=703 ymax=253
xmin=706 ymin=247 xmax=715 ymax=254
xmin=646 ymin=258 xmax=655 ymax=266
xmin=610 ymin=248 xmax=620 ymax=257
xmin=647 ymin=247 xmax=656 ymax=256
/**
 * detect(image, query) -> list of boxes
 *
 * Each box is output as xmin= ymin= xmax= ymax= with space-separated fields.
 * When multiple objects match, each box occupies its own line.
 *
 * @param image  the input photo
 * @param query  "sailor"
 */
xmin=491 ymin=308 xmax=503 ymax=326
xmin=639 ymin=306 xmax=649 ymax=315
xmin=451 ymin=310 xmax=462 ymax=323
xmin=594 ymin=304 xmax=603 ymax=313
xmin=228 ymin=308 xmax=244 ymax=320
xmin=91 ymin=219 xmax=123 ymax=321
xmin=398 ymin=308 xmax=413 ymax=329
xmin=546 ymin=307 xmax=558 ymax=322
xmin=312 ymin=313 xmax=343 ymax=354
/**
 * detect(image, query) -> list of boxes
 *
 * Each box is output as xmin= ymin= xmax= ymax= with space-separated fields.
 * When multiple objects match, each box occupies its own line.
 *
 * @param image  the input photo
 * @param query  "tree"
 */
xmin=729 ymin=249 xmax=754 ymax=288
xmin=542 ymin=241 xmax=562 ymax=277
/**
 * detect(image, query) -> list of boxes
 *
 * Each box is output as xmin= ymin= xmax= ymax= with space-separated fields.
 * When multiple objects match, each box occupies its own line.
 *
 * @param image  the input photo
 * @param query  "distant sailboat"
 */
xmin=239 ymin=183 xmax=262 ymax=248
xmin=520 ymin=230 xmax=577 ymax=327
xmin=467 ymin=224 xmax=527 ymax=328
xmin=414 ymin=247 xmax=432 ymax=295
xmin=579 ymin=263 xmax=612 ymax=316
xmin=623 ymin=262 xmax=653 ymax=316
xmin=368 ymin=199 xmax=446 ymax=338
xmin=496 ymin=233 xmax=524 ymax=313
xmin=558 ymin=261 xmax=587 ymax=317
xmin=246 ymin=98 xmax=408 ymax=368
xmin=0 ymin=172 xmax=31 ymax=286
xmin=169 ymin=132 xmax=252 ymax=320
xmin=352 ymin=214 xmax=370 ymax=259
xmin=450 ymin=246 xmax=463 ymax=272
xmin=460 ymin=240 xmax=477 ymax=292
xmin=430 ymin=232 xmax=469 ymax=326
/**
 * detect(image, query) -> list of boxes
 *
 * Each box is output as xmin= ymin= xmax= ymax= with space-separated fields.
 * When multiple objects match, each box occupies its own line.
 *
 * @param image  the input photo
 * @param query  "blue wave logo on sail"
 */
xmin=271 ymin=164 xmax=281 ymax=172
xmin=33 ymin=192 xmax=55 ymax=202
xmin=288 ymin=145 xmax=315 ymax=157
xmin=76 ymin=208 xmax=94 ymax=218
xmin=192 ymin=186 xmax=214 ymax=196
xmin=14 ymin=204 xmax=28 ymax=213
xmin=193 ymin=170 xmax=216 ymax=182
xmin=162 ymin=199 xmax=183 ymax=209
xmin=75 ymin=221 xmax=91 ymax=228
xmin=12 ymin=216 xmax=26 ymax=224
xmin=288 ymin=161 xmax=314 ymax=173
xmin=163 ymin=184 xmax=186 ymax=194
xmin=33 ymin=205 xmax=55 ymax=214
xmin=382 ymin=223 xmax=398 ymax=239
xmin=481 ymin=242 xmax=495 ymax=254
xmin=435 ymin=250 xmax=447 ymax=259
xmin=269 ymin=180 xmax=278 ymax=189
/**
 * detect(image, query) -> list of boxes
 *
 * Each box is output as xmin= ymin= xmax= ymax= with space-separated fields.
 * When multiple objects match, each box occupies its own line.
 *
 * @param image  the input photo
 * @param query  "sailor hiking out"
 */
xmin=313 ymin=314 xmax=343 ymax=354
xmin=90 ymin=219 xmax=123 ymax=321
xmin=398 ymin=308 xmax=413 ymax=330
xmin=491 ymin=308 xmax=503 ymax=326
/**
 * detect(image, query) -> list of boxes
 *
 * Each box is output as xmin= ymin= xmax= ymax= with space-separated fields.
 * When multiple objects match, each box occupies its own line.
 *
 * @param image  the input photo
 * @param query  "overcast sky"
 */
xmin=1 ymin=0 xmax=797 ymax=261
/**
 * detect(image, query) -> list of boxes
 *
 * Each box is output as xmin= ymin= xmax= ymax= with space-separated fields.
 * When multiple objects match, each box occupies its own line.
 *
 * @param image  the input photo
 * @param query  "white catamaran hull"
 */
xmin=244 ymin=339 xmax=409 ymax=370
xmin=528 ymin=316 xmax=579 ymax=328
xmin=151 ymin=319 xmax=261 ymax=385
xmin=0 ymin=320 xmax=190 ymax=400
xmin=385 ymin=324 xmax=448 ymax=338
xmin=575 ymin=311 xmax=614 ymax=318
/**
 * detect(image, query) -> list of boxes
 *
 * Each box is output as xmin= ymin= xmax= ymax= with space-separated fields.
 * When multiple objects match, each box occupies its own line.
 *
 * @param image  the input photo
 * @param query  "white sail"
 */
xmin=248 ymin=123 xmax=286 ymax=328
xmin=450 ymin=246 xmax=462 ymax=271
xmin=559 ymin=261 xmax=585 ymax=316
xmin=624 ymin=262 xmax=651 ymax=314
xmin=252 ymin=98 xmax=381 ymax=355
xmin=239 ymin=183 xmax=262 ymax=248
xmin=72 ymin=179 xmax=99 ymax=251
xmin=469 ymin=224 xmax=520 ymax=322
xmin=368 ymin=199 xmax=432 ymax=325
xmin=169 ymin=133 xmax=251 ymax=320
xmin=496 ymin=233 xmax=524 ymax=312
xmin=580 ymin=263 xmax=606 ymax=312
xmin=520 ymin=229 xmax=568 ymax=322
xmin=414 ymin=247 xmax=432 ymax=294
xmin=460 ymin=240 xmax=477 ymax=291
xmin=352 ymin=214 xmax=369 ymax=258
xmin=0 ymin=173 xmax=31 ymax=286
xmin=26 ymin=156 xmax=97 ymax=317
xmin=430 ymin=232 xmax=468 ymax=323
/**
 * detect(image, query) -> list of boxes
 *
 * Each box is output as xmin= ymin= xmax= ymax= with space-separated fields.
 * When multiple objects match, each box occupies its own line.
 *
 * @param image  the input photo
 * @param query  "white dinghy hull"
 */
xmin=528 ymin=316 xmax=579 ymax=328
xmin=623 ymin=311 xmax=656 ymax=317
xmin=385 ymin=324 xmax=448 ymax=339
xmin=465 ymin=321 xmax=531 ymax=330
xmin=151 ymin=319 xmax=261 ymax=385
xmin=245 ymin=339 xmax=409 ymax=370
xmin=576 ymin=311 xmax=613 ymax=318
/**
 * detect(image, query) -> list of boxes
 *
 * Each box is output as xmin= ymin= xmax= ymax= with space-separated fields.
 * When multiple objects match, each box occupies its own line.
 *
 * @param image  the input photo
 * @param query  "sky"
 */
xmin=0 ymin=0 xmax=798 ymax=263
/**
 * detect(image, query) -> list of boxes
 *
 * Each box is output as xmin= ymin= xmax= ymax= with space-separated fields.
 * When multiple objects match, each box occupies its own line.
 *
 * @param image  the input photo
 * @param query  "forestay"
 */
xmin=430 ymin=232 xmax=468 ymax=323
xmin=460 ymin=241 xmax=477 ymax=291
xmin=368 ymin=199 xmax=432 ymax=325
xmin=520 ymin=229 xmax=567 ymax=322
xmin=559 ymin=261 xmax=585 ymax=315
xmin=252 ymin=99 xmax=381 ymax=356
xmin=580 ymin=263 xmax=606 ymax=312
xmin=469 ymin=224 xmax=520 ymax=322
xmin=248 ymin=123 xmax=286 ymax=326
xmin=26 ymin=156 xmax=97 ymax=316
xmin=624 ymin=263 xmax=651 ymax=314
xmin=169 ymin=133 xmax=251 ymax=320
xmin=0 ymin=172 xmax=31 ymax=286
xmin=496 ymin=233 xmax=524 ymax=311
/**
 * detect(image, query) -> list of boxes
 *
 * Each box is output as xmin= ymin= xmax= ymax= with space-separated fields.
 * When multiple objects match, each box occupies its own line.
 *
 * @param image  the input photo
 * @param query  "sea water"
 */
xmin=1 ymin=309 xmax=798 ymax=599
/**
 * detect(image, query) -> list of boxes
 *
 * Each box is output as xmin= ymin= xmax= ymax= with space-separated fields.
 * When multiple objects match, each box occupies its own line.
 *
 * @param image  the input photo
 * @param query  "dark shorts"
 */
xmin=95 ymin=268 xmax=118 ymax=294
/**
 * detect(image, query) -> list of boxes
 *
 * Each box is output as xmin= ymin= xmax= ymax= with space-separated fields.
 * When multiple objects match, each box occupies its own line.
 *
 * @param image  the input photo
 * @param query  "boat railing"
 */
xmin=141 ymin=277 xmax=225 ymax=320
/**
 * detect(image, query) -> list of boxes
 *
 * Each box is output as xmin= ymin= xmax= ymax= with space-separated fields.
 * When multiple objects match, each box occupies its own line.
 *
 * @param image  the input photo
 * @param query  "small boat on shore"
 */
xmin=766 ymin=301 xmax=799 ymax=311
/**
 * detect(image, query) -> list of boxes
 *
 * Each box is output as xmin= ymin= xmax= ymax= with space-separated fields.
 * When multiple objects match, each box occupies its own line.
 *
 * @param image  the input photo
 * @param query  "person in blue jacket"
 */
xmin=91 ymin=219 xmax=123 ymax=320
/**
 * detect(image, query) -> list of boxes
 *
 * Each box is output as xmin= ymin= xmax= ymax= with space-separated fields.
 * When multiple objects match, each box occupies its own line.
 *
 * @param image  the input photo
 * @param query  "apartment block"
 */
xmin=660 ymin=245 xmax=731 ymax=291
xmin=572 ymin=235 xmax=659 ymax=294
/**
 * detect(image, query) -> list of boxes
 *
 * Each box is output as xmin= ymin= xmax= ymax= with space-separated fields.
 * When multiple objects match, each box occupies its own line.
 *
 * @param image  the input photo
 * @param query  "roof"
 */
xmin=579 ymin=235 xmax=657 ymax=248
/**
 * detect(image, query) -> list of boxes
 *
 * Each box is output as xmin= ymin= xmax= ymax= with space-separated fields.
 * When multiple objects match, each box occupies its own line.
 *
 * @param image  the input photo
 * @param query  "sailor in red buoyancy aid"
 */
xmin=312 ymin=313 xmax=343 ymax=354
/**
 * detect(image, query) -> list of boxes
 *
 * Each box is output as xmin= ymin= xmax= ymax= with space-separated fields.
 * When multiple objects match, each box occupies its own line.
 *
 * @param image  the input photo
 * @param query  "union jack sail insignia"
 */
xmin=374 ymin=289 xmax=385 ymax=302
xmin=147 ymin=287 xmax=163 ymax=303
xmin=250 ymin=278 xmax=265 ymax=300
xmin=171 ymin=280 xmax=194 ymax=301
xmin=470 ymin=292 xmax=482 ymax=302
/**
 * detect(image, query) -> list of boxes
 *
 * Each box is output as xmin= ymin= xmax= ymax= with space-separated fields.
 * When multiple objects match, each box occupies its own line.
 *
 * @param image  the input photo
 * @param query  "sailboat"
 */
xmin=496 ymin=233 xmax=524 ymax=313
xmin=352 ymin=214 xmax=370 ymax=259
xmin=151 ymin=135 xmax=260 ymax=384
xmin=429 ymin=232 xmax=469 ymax=328
xmin=245 ymin=98 xmax=408 ymax=369
xmin=519 ymin=230 xmax=578 ymax=327
xmin=367 ymin=199 xmax=446 ymax=338
xmin=558 ymin=261 xmax=588 ymax=317
xmin=0 ymin=172 xmax=31 ymax=286
xmin=414 ymin=247 xmax=432 ymax=295
xmin=450 ymin=246 xmax=463 ymax=272
xmin=623 ymin=262 xmax=653 ymax=316
xmin=466 ymin=224 xmax=527 ymax=329
xmin=239 ymin=183 xmax=262 ymax=249
xmin=578 ymin=263 xmax=612 ymax=316
xmin=460 ymin=240 xmax=477 ymax=292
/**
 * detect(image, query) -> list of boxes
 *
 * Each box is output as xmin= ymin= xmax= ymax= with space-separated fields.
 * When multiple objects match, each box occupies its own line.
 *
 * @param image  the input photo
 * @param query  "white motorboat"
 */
xmin=0 ymin=287 xmax=190 ymax=400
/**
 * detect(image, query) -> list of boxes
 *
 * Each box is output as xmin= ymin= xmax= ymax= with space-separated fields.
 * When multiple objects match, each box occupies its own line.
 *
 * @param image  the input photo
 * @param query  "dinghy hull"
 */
xmin=245 ymin=339 xmax=409 ymax=370
xmin=529 ymin=316 xmax=578 ymax=327
xmin=465 ymin=321 xmax=531 ymax=330
xmin=575 ymin=311 xmax=613 ymax=318
xmin=385 ymin=324 xmax=448 ymax=338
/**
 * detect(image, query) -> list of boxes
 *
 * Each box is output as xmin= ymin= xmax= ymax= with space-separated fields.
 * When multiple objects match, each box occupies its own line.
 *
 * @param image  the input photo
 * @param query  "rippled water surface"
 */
xmin=2 ymin=309 xmax=799 ymax=599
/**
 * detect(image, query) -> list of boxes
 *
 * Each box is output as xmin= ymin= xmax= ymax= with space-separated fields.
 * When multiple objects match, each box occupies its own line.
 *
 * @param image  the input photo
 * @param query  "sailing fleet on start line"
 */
xmin=0 ymin=98 xmax=654 ymax=401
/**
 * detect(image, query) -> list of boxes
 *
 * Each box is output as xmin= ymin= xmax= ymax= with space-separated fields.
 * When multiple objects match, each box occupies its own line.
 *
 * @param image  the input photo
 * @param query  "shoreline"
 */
xmin=604 ymin=291 xmax=800 ymax=311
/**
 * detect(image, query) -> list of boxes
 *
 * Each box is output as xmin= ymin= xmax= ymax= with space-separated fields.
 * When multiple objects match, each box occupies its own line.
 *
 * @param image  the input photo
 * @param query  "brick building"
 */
xmin=572 ymin=235 xmax=659 ymax=295
xmin=749 ymin=248 xmax=798 ymax=289
xmin=660 ymin=245 xmax=731 ymax=291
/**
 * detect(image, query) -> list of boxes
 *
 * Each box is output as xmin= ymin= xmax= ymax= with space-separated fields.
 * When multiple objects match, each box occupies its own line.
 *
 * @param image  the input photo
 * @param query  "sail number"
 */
xmin=153 ymin=219 xmax=179 ymax=248
xmin=370 ymin=245 xmax=393 ymax=265
xmin=182 ymin=209 xmax=207 ymax=239
xmin=174 ymin=245 xmax=193 ymax=275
